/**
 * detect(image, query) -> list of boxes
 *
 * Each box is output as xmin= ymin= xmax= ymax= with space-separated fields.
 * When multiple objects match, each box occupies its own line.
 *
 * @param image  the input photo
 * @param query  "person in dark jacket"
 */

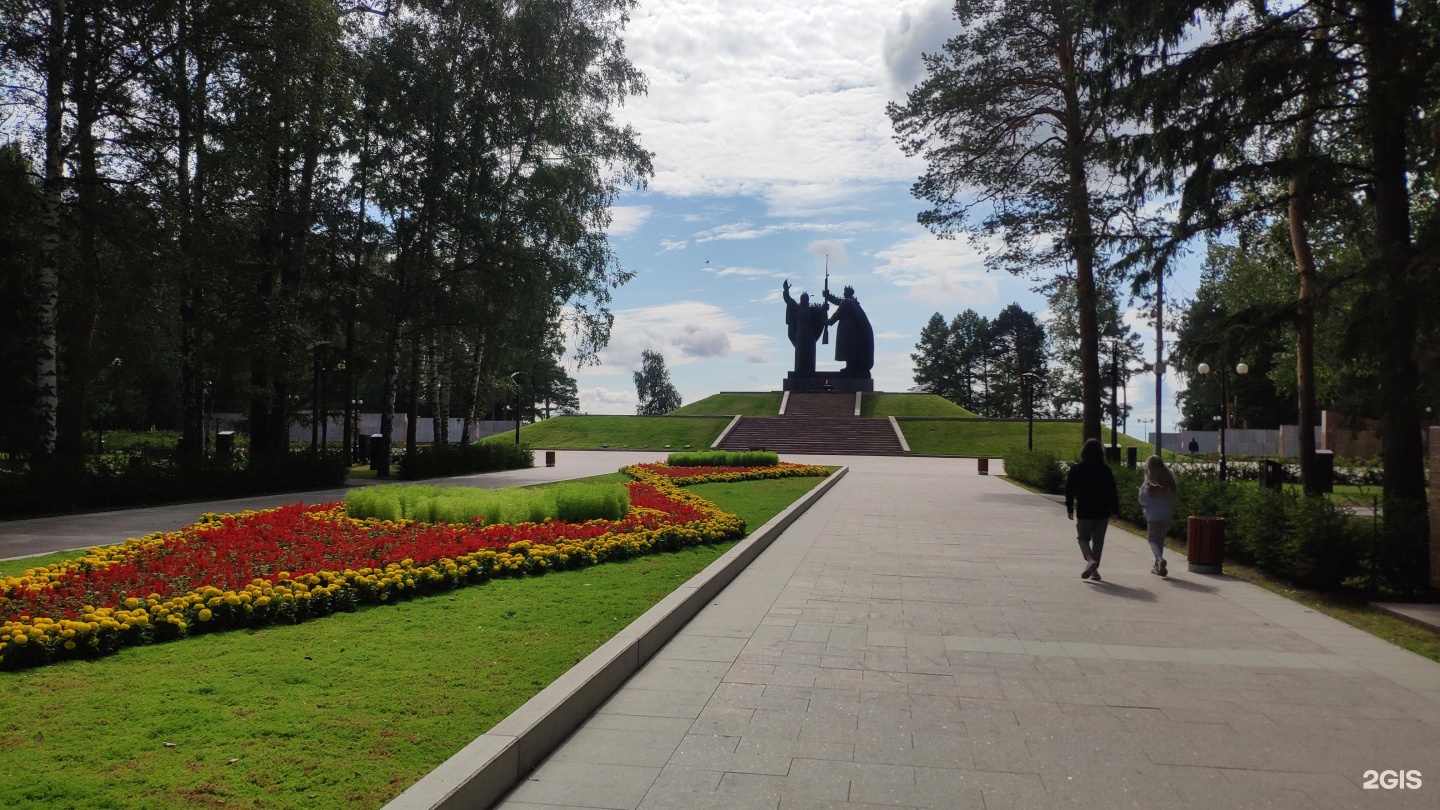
xmin=1065 ymin=438 xmax=1120 ymax=581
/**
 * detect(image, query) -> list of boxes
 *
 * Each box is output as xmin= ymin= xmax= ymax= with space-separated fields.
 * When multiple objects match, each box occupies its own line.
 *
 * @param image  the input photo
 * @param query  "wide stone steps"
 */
xmin=783 ymin=392 xmax=857 ymax=418
xmin=718 ymin=416 xmax=904 ymax=455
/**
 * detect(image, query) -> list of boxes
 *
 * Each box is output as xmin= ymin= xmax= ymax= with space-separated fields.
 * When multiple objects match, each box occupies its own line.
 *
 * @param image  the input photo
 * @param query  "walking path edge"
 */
xmin=381 ymin=466 xmax=850 ymax=810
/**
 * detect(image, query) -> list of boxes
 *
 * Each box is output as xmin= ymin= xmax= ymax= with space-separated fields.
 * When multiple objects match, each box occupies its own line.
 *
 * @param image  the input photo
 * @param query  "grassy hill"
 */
xmin=862 ymin=393 xmax=978 ymax=418
xmin=671 ymin=392 xmax=783 ymax=416
xmin=897 ymin=419 xmax=1156 ymax=458
xmin=480 ymin=415 xmax=730 ymax=450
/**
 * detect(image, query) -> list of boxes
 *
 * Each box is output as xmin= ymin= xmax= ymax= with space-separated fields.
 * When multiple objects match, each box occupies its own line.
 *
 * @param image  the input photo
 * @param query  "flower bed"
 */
xmin=626 ymin=461 xmax=830 ymax=487
xmin=0 ymin=471 xmax=750 ymax=671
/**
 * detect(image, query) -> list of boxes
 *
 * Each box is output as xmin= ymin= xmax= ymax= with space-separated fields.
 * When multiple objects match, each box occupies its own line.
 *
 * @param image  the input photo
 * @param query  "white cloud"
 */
xmin=620 ymin=2 xmax=930 ymax=215
xmin=607 ymin=205 xmax=652 ymax=238
xmin=870 ymin=233 xmax=999 ymax=306
xmin=707 ymin=265 xmax=785 ymax=279
xmin=583 ymin=301 xmax=772 ymax=372
xmin=753 ymin=289 xmax=783 ymax=304
xmin=580 ymin=386 xmax=637 ymax=415
xmin=745 ymin=350 xmax=772 ymax=364
xmin=875 ymin=331 xmax=907 ymax=340
xmin=658 ymin=239 xmax=688 ymax=253
xmin=693 ymin=219 xmax=873 ymax=244
xmin=881 ymin=0 xmax=962 ymax=97
xmin=807 ymin=239 xmax=849 ymax=268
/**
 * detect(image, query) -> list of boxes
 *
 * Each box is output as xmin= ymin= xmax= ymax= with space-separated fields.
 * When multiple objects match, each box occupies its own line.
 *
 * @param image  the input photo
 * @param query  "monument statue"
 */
xmin=782 ymin=279 xmax=828 ymax=375
xmin=823 ymin=285 xmax=874 ymax=378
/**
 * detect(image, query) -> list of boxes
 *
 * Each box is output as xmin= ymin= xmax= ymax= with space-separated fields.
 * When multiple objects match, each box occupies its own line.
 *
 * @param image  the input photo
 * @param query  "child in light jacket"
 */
xmin=1138 ymin=455 xmax=1178 ymax=577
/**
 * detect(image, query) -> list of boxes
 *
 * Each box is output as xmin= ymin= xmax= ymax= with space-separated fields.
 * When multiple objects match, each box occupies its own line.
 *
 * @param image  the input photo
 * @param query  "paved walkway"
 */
xmin=0 ymin=450 xmax=663 ymax=561
xmin=498 ymin=455 xmax=1440 ymax=810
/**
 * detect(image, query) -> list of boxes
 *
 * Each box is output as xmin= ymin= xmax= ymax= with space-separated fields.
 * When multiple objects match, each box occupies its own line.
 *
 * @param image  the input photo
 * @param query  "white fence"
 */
xmin=213 ymin=414 xmax=515 ymax=443
xmin=1152 ymin=426 xmax=1323 ymax=458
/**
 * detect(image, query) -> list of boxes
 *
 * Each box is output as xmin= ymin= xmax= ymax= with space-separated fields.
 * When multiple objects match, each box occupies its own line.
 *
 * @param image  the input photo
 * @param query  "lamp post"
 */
xmin=510 ymin=371 xmax=525 ymax=445
xmin=1197 ymin=361 xmax=1248 ymax=480
xmin=1110 ymin=341 xmax=1120 ymax=453
xmin=1019 ymin=372 xmax=1042 ymax=450
xmin=1137 ymin=417 xmax=1152 ymax=449
xmin=307 ymin=340 xmax=331 ymax=453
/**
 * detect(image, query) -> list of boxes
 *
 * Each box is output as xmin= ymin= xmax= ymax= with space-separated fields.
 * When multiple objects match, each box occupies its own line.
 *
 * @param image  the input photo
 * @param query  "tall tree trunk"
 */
xmin=59 ymin=8 xmax=100 ymax=458
xmin=34 ymin=0 xmax=68 ymax=457
xmin=1360 ymin=0 xmax=1426 ymax=587
xmin=1289 ymin=113 xmax=1320 ymax=496
xmin=428 ymin=333 xmax=442 ymax=445
xmin=378 ymin=311 xmax=403 ymax=478
xmin=1058 ymin=32 xmax=1102 ymax=442
xmin=460 ymin=329 xmax=484 ymax=444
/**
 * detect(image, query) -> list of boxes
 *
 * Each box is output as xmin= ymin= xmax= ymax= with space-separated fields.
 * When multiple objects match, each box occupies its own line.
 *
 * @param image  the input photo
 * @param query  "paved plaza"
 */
xmin=498 ymin=455 xmax=1440 ymax=810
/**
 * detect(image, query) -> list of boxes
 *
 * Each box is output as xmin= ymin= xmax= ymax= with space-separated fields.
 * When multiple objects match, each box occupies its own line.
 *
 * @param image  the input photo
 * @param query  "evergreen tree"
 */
xmin=910 ymin=313 xmax=954 ymax=398
xmin=889 ymin=0 xmax=1121 ymax=441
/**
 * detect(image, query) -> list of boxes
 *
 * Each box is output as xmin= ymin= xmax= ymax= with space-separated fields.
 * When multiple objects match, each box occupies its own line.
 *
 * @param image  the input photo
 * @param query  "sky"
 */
xmin=569 ymin=0 xmax=1203 ymax=439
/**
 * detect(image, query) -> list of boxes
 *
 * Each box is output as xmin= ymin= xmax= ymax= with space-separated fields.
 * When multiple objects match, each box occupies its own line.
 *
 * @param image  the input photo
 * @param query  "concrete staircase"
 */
xmin=716 ymin=393 xmax=905 ymax=456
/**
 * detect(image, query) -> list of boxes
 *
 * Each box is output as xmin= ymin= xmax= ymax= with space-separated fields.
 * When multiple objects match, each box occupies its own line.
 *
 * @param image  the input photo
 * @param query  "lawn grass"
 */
xmin=0 ymin=473 xmax=828 ymax=810
xmin=670 ymin=392 xmax=782 ymax=416
xmin=899 ymin=419 xmax=1153 ymax=457
xmin=479 ymin=415 xmax=729 ymax=450
xmin=861 ymin=393 xmax=977 ymax=418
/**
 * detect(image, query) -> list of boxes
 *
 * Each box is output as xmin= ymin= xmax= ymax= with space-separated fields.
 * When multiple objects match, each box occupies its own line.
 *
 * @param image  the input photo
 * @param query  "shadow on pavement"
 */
xmin=1161 ymin=576 xmax=1219 ymax=594
xmin=1088 ymin=580 xmax=1157 ymax=601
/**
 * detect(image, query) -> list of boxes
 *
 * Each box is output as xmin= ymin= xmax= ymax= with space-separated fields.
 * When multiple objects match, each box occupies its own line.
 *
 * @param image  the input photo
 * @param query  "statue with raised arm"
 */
xmin=782 ymin=279 xmax=828 ymax=375
xmin=823 ymin=285 xmax=874 ymax=377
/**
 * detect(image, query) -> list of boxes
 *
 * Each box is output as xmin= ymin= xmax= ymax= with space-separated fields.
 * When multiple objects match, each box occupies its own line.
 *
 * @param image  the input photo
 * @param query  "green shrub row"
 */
xmin=396 ymin=441 xmax=534 ymax=479
xmin=667 ymin=450 xmax=779 ymax=467
xmin=345 ymin=481 xmax=629 ymax=525
xmin=0 ymin=452 xmax=346 ymax=519
xmin=1001 ymin=449 xmax=1409 ymax=593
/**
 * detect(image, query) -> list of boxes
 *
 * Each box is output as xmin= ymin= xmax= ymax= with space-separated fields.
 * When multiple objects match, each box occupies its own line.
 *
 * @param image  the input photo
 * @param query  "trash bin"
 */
xmin=545 ymin=450 xmax=556 ymax=467
xmin=1314 ymin=450 xmax=1334 ymax=494
xmin=977 ymin=457 xmax=989 ymax=475
xmin=1126 ymin=446 xmax=1138 ymax=468
xmin=369 ymin=434 xmax=387 ymax=471
xmin=1105 ymin=445 xmax=1121 ymax=463
xmin=216 ymin=430 xmax=235 ymax=459
xmin=1259 ymin=459 xmax=1284 ymax=490
xmin=1187 ymin=516 xmax=1225 ymax=574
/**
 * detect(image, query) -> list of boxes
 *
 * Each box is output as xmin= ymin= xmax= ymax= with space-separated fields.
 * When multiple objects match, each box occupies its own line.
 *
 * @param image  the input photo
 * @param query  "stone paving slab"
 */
xmin=496 ymin=455 xmax=1440 ymax=810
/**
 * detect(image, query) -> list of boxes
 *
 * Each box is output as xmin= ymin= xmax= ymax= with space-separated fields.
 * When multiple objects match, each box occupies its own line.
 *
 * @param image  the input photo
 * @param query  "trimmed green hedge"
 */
xmin=667 ymin=450 xmax=779 ymax=467
xmin=345 ymin=481 xmax=630 ymax=525
xmin=396 ymin=441 xmax=534 ymax=479
xmin=0 ymin=452 xmax=346 ymax=519
xmin=1004 ymin=449 xmax=1369 ymax=592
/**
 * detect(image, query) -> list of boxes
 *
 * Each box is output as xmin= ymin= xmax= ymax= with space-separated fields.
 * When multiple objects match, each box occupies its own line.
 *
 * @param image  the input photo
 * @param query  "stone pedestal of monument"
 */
xmin=782 ymin=372 xmax=874 ymax=393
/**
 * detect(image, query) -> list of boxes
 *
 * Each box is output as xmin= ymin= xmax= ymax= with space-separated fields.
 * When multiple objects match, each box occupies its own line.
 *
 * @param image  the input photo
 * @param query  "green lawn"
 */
xmin=861 ymin=393 xmax=978 ymax=418
xmin=479 ymin=415 xmax=729 ymax=450
xmin=671 ymin=392 xmax=782 ymax=416
xmin=0 ymin=473 xmax=828 ymax=810
xmin=899 ymin=419 xmax=1154 ymax=457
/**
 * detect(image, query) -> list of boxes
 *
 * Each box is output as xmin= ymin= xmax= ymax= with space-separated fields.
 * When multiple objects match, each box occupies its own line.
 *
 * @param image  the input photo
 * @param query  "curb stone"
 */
xmin=382 ymin=466 xmax=849 ymax=810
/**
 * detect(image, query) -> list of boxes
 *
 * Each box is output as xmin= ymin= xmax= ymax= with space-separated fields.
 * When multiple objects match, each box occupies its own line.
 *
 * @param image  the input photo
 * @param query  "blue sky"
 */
xmin=569 ymin=0 xmax=1203 ymax=438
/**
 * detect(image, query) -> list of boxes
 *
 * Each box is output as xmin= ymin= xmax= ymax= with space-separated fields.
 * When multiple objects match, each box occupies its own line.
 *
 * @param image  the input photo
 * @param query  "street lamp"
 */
xmin=510 ymin=371 xmax=525 ymax=445
xmin=307 ymin=340 xmax=331 ymax=453
xmin=1019 ymin=372 xmax=1042 ymax=450
xmin=1197 ymin=361 xmax=1248 ymax=480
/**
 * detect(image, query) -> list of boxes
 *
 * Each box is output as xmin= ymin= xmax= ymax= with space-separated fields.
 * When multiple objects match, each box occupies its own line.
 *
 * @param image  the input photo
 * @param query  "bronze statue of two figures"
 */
xmin=781 ymin=279 xmax=875 ymax=393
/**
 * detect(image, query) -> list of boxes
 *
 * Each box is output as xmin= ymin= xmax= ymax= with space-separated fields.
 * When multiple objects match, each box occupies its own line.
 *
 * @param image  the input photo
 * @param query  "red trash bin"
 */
xmin=1187 ymin=516 xmax=1225 ymax=574
xmin=977 ymin=457 xmax=989 ymax=475
xmin=545 ymin=450 xmax=556 ymax=468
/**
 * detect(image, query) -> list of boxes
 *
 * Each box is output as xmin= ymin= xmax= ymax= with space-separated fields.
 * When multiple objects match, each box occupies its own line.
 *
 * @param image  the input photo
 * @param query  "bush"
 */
xmin=396 ymin=441 xmax=534 ymax=479
xmin=1230 ymin=487 xmax=1292 ymax=571
xmin=666 ymin=450 xmax=779 ymax=467
xmin=0 ymin=451 xmax=346 ymax=519
xmin=1001 ymin=449 xmax=1066 ymax=493
xmin=1287 ymin=496 xmax=1361 ymax=590
xmin=345 ymin=482 xmax=629 ymax=525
